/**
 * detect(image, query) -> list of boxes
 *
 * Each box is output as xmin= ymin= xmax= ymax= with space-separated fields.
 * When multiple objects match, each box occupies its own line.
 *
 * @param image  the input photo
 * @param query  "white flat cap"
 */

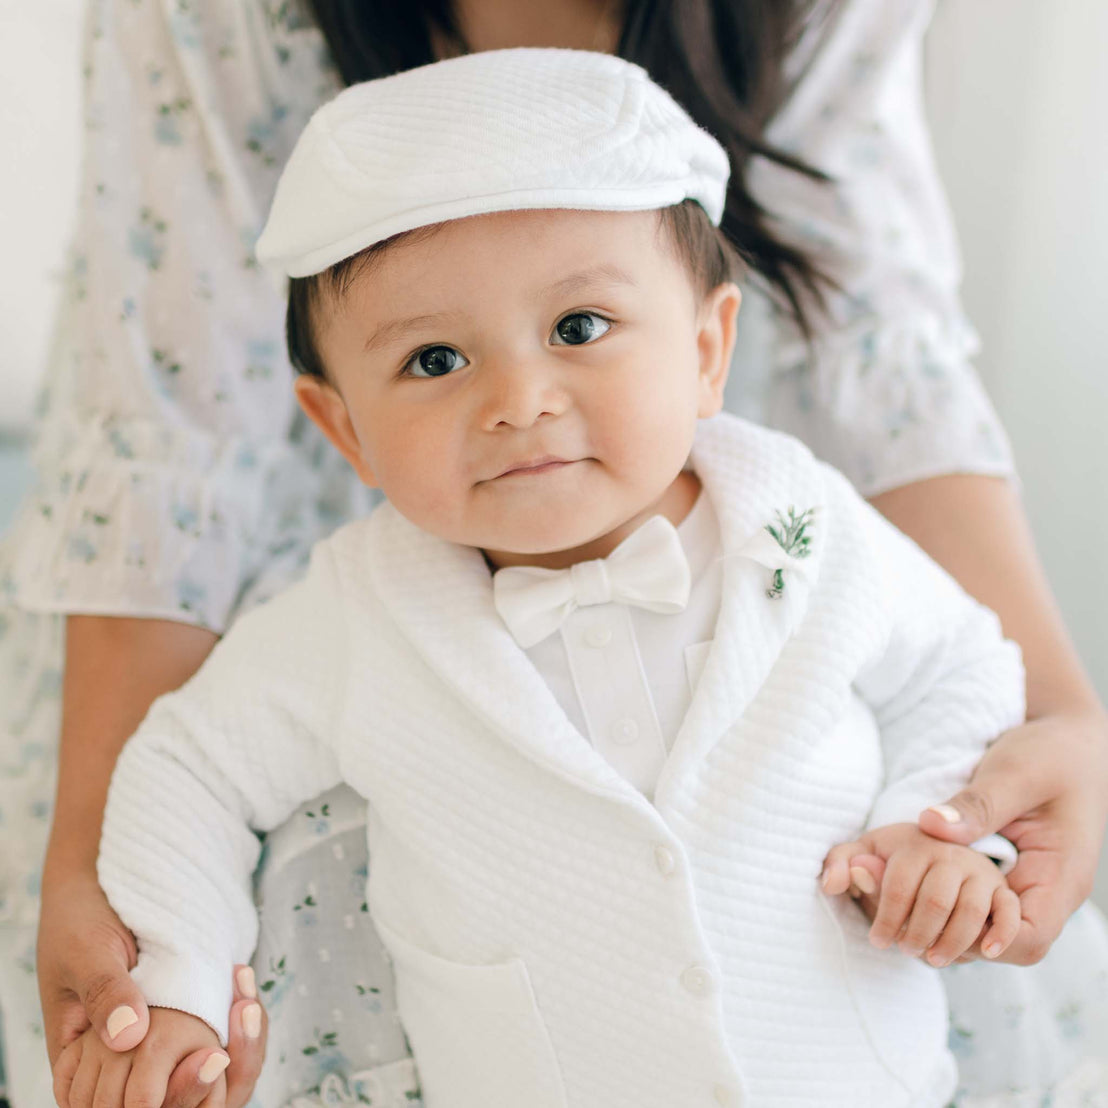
xmin=256 ymin=47 xmax=730 ymax=278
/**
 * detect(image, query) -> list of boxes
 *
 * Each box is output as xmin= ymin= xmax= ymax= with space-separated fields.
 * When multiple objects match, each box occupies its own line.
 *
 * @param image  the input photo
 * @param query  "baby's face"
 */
xmin=299 ymin=208 xmax=738 ymax=567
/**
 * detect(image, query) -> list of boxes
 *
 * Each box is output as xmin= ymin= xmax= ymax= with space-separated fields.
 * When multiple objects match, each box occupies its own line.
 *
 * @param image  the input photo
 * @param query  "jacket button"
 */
xmin=610 ymin=717 xmax=639 ymax=745
xmin=680 ymin=964 xmax=714 ymax=995
xmin=583 ymin=623 xmax=613 ymax=648
xmin=653 ymin=844 xmax=677 ymax=876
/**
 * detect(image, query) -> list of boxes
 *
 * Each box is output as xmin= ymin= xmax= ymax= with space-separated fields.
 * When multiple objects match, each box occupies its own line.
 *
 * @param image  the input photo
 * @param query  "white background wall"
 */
xmin=927 ymin=0 xmax=1108 ymax=706
xmin=0 ymin=0 xmax=83 ymax=433
xmin=1 ymin=2 xmax=1106 ymax=901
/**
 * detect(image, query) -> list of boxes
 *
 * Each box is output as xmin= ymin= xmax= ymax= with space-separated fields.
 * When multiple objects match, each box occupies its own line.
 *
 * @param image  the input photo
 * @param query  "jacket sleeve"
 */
xmin=2 ymin=0 xmax=360 ymax=630
xmin=833 ymin=470 xmax=1027 ymax=831
xmin=745 ymin=0 xmax=1016 ymax=497
xmin=97 ymin=544 xmax=348 ymax=1043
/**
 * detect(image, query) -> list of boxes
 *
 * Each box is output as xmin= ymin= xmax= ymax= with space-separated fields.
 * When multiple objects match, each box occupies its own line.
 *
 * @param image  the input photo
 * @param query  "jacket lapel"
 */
xmin=363 ymin=413 xmax=826 ymax=812
xmin=654 ymin=415 xmax=828 ymax=808
xmin=365 ymin=500 xmax=651 ymax=808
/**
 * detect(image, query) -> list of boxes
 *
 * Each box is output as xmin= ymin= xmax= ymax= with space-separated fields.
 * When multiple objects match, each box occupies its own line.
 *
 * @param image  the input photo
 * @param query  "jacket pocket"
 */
xmin=373 ymin=918 xmax=569 ymax=1108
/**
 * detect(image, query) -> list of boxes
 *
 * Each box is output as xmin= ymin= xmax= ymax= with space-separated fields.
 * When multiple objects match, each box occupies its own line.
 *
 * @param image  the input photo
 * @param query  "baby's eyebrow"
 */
xmin=363 ymin=311 xmax=466 ymax=353
xmin=362 ymin=265 xmax=637 ymax=353
xmin=538 ymin=264 xmax=638 ymax=301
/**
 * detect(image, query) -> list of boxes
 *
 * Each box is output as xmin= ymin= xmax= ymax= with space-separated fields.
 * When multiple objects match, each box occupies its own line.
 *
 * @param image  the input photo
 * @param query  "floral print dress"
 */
xmin=1 ymin=0 xmax=1105 ymax=1105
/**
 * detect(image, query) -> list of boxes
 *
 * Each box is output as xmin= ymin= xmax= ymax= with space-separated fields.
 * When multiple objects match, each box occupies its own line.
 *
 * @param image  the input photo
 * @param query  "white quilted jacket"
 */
xmin=99 ymin=413 xmax=1025 ymax=1108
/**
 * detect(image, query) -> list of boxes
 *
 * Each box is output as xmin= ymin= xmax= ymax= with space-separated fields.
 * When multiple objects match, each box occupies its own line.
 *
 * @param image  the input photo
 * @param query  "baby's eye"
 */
xmin=551 ymin=312 xmax=611 ymax=346
xmin=403 ymin=345 xmax=469 ymax=379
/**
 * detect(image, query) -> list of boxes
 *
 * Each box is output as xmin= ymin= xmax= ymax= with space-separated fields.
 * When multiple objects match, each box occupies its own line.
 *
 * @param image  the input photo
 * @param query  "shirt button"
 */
xmin=713 ymin=1085 xmax=736 ymax=1106
xmin=653 ymin=844 xmax=677 ymax=877
xmin=610 ymin=717 xmax=639 ymax=745
xmin=680 ymin=964 xmax=714 ymax=996
xmin=583 ymin=624 xmax=613 ymax=648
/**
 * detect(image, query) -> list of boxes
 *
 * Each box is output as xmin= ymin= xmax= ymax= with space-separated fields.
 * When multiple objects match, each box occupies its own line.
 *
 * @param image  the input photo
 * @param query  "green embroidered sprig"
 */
xmin=764 ymin=506 xmax=815 ymax=599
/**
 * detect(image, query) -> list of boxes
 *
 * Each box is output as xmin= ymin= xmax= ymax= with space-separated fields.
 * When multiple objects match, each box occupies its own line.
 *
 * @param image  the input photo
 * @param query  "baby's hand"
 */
xmin=821 ymin=823 xmax=1021 ymax=968
xmin=53 ymin=1006 xmax=228 ymax=1108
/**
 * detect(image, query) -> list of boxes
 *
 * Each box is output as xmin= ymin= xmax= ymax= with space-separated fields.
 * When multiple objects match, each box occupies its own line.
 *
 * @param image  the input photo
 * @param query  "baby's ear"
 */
xmin=696 ymin=282 xmax=741 ymax=419
xmin=294 ymin=374 xmax=379 ymax=487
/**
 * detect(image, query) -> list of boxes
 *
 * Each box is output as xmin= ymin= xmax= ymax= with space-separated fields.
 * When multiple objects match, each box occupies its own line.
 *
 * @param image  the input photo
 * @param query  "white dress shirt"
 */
xmin=517 ymin=485 xmax=721 ymax=799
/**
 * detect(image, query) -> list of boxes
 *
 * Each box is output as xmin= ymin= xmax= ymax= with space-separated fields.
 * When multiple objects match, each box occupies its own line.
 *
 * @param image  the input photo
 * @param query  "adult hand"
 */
xmin=917 ymin=712 xmax=1108 ymax=965
xmin=842 ymin=712 xmax=1108 ymax=965
xmin=38 ymin=867 xmax=268 ymax=1107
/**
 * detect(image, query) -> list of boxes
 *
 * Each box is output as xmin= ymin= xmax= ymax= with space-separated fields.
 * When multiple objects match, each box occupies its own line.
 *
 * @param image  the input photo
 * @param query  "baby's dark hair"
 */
xmin=286 ymin=199 xmax=743 ymax=381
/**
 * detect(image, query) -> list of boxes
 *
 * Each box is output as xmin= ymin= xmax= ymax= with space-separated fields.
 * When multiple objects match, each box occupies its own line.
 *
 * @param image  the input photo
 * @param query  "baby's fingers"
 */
xmin=67 ymin=1044 xmax=100 ymax=1108
xmin=898 ymin=865 xmax=964 ymax=958
xmin=93 ymin=1051 xmax=131 ymax=1108
xmin=921 ymin=876 xmax=995 ymax=967
xmin=868 ymin=854 xmax=928 ymax=950
xmin=980 ymin=885 xmax=1021 ymax=961
xmin=821 ymin=840 xmax=869 ymax=896
xmin=53 ymin=1038 xmax=82 ymax=1108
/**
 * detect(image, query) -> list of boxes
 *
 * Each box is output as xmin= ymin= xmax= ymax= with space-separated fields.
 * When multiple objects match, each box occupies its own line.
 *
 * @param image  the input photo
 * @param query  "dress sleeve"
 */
xmin=97 ymin=544 xmax=347 ymax=1043
xmin=0 ymin=0 xmax=361 ymax=631
xmin=833 ymin=467 xmax=1027 ymax=829
xmin=744 ymin=0 xmax=1017 ymax=497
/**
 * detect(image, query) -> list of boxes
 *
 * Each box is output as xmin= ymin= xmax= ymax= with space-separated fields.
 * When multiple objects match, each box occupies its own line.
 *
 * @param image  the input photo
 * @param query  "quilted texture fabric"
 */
xmin=254 ymin=48 xmax=731 ymax=277
xmin=99 ymin=413 xmax=1025 ymax=1107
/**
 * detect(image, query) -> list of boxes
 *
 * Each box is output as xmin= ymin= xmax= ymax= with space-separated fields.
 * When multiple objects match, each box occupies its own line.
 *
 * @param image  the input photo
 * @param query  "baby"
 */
xmin=57 ymin=49 xmax=1025 ymax=1108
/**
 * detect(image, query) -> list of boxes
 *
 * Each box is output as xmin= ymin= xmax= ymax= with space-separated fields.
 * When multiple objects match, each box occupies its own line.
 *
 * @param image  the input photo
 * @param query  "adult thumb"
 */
xmin=77 ymin=948 xmax=151 ymax=1053
xmin=918 ymin=723 xmax=1058 ymax=845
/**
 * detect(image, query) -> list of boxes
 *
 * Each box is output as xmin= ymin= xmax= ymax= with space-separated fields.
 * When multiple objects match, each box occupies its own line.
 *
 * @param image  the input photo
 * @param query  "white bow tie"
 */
xmin=491 ymin=515 xmax=692 ymax=648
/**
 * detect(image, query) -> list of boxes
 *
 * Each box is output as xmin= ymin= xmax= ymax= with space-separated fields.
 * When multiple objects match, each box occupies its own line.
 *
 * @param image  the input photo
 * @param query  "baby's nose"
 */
xmin=479 ymin=355 xmax=570 ymax=430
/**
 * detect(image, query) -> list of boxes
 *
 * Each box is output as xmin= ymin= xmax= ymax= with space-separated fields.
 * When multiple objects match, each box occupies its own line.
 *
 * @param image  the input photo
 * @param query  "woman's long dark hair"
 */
xmin=305 ymin=0 xmax=832 ymax=329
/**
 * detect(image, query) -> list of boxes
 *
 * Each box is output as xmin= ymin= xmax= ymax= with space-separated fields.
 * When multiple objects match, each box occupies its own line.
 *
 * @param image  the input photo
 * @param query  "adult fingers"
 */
xmin=196 ymin=1075 xmax=229 ymax=1108
xmin=157 ymin=1049 xmax=231 ymax=1108
xmin=224 ymin=963 xmax=267 ymax=1108
xmin=224 ymin=995 xmax=267 ymax=1108
xmin=69 ymin=945 xmax=150 ymax=1055
xmin=996 ymin=846 xmax=1069 ymax=964
xmin=37 ymin=873 xmax=144 ymax=1064
xmin=917 ymin=719 xmax=1070 ymax=846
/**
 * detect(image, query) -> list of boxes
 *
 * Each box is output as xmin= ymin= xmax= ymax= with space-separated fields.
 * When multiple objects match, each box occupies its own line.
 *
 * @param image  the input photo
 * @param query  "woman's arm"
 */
xmin=748 ymin=3 xmax=1107 ymax=961
xmin=45 ymin=616 xmax=216 ymax=877
xmin=870 ymin=474 xmax=1108 ymax=963
xmin=38 ymin=617 xmax=269 ymax=1108
xmin=22 ymin=0 xmax=344 ymax=1096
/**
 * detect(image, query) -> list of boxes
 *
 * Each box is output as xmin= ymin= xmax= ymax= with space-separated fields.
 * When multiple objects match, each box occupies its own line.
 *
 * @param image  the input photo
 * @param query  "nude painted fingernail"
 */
xmin=198 ymin=1052 xmax=231 ymax=1083
xmin=982 ymin=940 xmax=1002 ymax=959
xmin=107 ymin=1005 xmax=139 ymax=1040
xmin=236 ymin=965 xmax=257 ymax=999
xmin=242 ymin=1002 xmax=262 ymax=1040
xmin=928 ymin=805 xmax=963 ymax=824
xmin=849 ymin=866 xmax=877 ymax=896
